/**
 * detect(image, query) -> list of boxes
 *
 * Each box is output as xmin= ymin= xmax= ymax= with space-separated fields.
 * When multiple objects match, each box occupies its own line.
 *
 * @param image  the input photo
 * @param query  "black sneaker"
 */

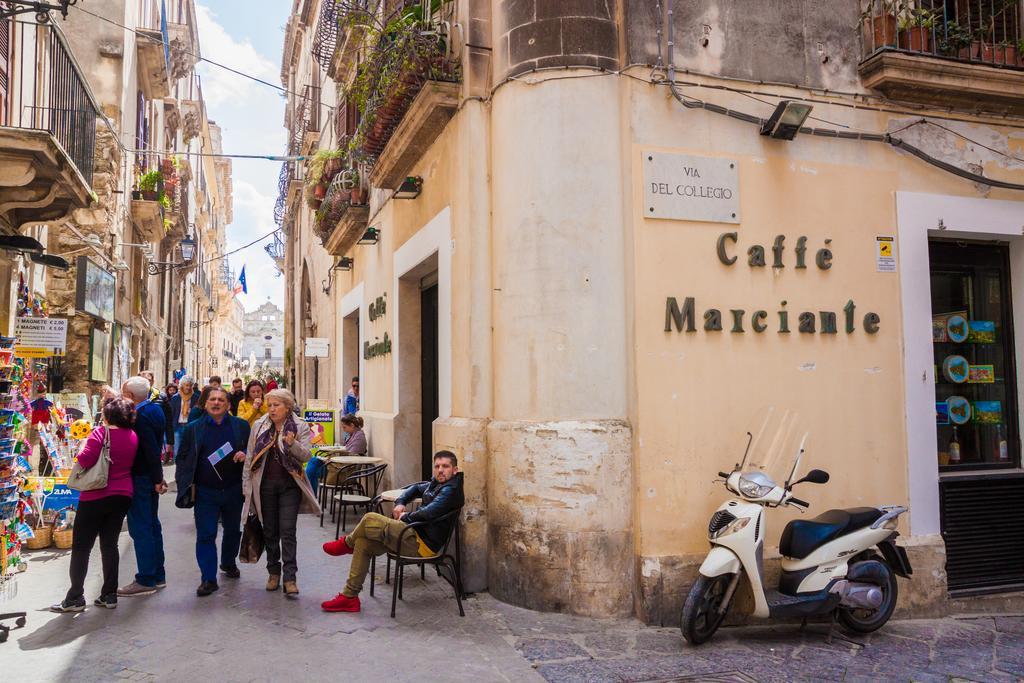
xmin=196 ymin=580 xmax=219 ymax=597
xmin=93 ymin=594 xmax=117 ymax=609
xmin=220 ymin=565 xmax=240 ymax=579
xmin=50 ymin=598 xmax=86 ymax=613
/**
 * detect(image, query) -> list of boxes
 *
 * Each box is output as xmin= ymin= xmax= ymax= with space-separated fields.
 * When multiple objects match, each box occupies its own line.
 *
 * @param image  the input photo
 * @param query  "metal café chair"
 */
xmin=372 ymin=507 xmax=465 ymax=618
xmin=333 ymin=463 xmax=388 ymax=538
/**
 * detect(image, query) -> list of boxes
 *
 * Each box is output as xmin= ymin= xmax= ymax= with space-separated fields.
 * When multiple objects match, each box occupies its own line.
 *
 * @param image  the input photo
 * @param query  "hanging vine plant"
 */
xmin=340 ymin=0 xmax=460 ymax=164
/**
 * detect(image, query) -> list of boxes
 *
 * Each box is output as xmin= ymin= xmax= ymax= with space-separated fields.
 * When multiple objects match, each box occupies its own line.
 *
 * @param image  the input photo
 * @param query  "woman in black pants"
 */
xmin=242 ymin=389 xmax=320 ymax=598
xmin=51 ymin=398 xmax=139 ymax=612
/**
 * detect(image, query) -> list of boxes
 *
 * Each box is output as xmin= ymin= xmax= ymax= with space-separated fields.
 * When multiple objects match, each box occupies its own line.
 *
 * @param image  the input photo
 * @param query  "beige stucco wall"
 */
xmin=308 ymin=57 xmax=1024 ymax=619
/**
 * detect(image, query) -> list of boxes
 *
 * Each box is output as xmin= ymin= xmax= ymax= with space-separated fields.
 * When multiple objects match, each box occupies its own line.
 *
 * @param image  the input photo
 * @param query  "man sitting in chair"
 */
xmin=320 ymin=450 xmax=464 ymax=613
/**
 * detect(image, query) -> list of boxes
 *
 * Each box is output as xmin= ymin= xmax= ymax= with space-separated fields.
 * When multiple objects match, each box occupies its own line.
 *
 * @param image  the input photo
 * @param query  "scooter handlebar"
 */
xmin=718 ymin=472 xmax=731 ymax=479
xmin=788 ymin=497 xmax=810 ymax=508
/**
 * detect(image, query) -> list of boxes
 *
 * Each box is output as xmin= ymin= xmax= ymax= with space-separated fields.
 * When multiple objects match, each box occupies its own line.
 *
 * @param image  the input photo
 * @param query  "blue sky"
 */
xmin=195 ymin=1 xmax=290 ymax=312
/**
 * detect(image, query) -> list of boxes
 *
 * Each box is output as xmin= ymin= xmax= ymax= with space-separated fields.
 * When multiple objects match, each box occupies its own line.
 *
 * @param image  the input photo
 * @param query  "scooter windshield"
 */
xmin=738 ymin=407 xmax=809 ymax=489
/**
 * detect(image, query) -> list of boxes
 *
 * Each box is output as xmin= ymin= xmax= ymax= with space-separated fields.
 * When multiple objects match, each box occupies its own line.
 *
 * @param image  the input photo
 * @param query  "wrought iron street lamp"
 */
xmin=1 ymin=0 xmax=80 ymax=22
xmin=188 ymin=305 xmax=216 ymax=329
xmin=148 ymin=235 xmax=197 ymax=275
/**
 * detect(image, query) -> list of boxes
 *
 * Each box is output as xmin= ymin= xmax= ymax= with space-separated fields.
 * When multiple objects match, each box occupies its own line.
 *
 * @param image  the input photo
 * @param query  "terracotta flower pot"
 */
xmin=959 ymin=41 xmax=981 ymax=60
xmin=898 ymin=27 xmax=931 ymax=53
xmin=350 ymin=188 xmax=367 ymax=205
xmin=323 ymin=158 xmax=343 ymax=178
xmin=141 ymin=190 xmax=159 ymax=201
xmin=978 ymin=43 xmax=1018 ymax=66
xmin=864 ymin=13 xmax=898 ymax=51
xmin=314 ymin=183 xmax=327 ymax=200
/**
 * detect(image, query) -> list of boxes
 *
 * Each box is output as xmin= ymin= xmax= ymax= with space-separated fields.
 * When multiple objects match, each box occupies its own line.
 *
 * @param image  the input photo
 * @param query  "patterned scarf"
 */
xmin=253 ymin=414 xmax=300 ymax=472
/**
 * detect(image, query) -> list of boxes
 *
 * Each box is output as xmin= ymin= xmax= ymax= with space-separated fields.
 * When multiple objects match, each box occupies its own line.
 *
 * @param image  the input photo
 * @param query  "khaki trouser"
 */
xmin=343 ymin=512 xmax=420 ymax=597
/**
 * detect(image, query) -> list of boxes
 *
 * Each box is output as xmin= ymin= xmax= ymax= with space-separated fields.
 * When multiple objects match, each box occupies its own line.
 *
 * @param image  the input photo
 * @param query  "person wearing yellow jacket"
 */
xmin=236 ymin=380 xmax=268 ymax=426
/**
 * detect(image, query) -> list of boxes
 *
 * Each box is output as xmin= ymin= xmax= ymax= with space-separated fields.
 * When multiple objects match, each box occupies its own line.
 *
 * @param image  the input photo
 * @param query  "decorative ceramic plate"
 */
xmin=942 ymin=355 xmax=969 ymax=383
xmin=946 ymin=315 xmax=969 ymax=343
xmin=946 ymin=396 xmax=971 ymax=425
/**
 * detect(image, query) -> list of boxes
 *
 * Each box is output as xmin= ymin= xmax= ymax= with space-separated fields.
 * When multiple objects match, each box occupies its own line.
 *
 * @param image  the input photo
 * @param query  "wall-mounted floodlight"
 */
xmin=760 ymin=101 xmax=813 ymax=140
xmin=358 ymin=227 xmax=380 ymax=246
xmin=334 ymin=257 xmax=354 ymax=271
xmin=394 ymin=176 xmax=422 ymax=199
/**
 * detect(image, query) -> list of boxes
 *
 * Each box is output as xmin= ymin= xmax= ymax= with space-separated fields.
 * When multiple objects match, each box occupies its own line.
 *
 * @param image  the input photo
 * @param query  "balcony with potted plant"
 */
xmin=344 ymin=0 xmax=461 ymax=189
xmin=309 ymin=157 xmax=369 ymax=257
xmin=858 ymin=0 xmax=1024 ymax=115
xmin=130 ymin=169 xmax=168 ymax=243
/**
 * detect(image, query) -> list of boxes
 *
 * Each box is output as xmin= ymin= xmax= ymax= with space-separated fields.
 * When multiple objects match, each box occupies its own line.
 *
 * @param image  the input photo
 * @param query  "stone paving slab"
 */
xmin=2 ymin=485 xmax=1024 ymax=681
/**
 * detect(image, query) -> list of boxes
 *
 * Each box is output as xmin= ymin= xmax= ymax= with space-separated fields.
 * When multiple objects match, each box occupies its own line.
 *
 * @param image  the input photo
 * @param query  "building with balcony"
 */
xmin=277 ymin=0 xmax=1024 ymax=623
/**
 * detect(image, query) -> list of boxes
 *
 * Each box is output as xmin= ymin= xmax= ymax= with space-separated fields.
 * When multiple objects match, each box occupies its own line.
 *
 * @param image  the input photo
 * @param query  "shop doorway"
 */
xmin=421 ymin=278 xmax=439 ymax=480
xmin=395 ymin=255 xmax=439 ymax=487
xmin=341 ymin=307 xmax=359 ymax=411
xmin=929 ymin=239 xmax=1024 ymax=595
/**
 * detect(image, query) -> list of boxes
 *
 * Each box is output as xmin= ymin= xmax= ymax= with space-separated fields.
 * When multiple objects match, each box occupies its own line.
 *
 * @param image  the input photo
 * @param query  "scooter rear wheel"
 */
xmin=680 ymin=573 xmax=734 ymax=645
xmin=838 ymin=558 xmax=898 ymax=634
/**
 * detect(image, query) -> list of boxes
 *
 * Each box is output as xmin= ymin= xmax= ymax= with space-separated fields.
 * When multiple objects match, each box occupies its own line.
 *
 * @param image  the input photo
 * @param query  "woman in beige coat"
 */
xmin=242 ymin=389 xmax=321 ymax=598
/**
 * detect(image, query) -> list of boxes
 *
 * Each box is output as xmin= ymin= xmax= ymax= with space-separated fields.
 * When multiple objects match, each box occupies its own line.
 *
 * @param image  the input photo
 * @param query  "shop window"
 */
xmin=930 ymin=241 xmax=1020 ymax=472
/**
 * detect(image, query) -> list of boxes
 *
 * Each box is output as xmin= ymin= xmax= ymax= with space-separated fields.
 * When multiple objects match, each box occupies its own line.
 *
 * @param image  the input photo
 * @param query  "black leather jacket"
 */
xmin=396 ymin=472 xmax=464 ymax=552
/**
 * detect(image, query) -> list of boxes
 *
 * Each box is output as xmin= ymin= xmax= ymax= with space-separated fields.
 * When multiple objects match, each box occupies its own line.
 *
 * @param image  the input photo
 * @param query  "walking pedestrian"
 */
xmin=174 ymin=386 xmax=250 ymax=596
xmin=343 ymin=376 xmax=359 ymax=416
xmin=117 ymin=376 xmax=169 ymax=597
xmin=229 ymin=378 xmax=245 ymax=416
xmin=168 ymin=375 xmax=199 ymax=458
xmin=237 ymin=380 xmax=267 ymax=426
xmin=242 ymin=389 xmax=320 ymax=598
xmin=188 ymin=385 xmax=215 ymax=423
xmin=51 ymin=398 xmax=139 ymax=612
xmin=140 ymin=370 xmax=173 ymax=463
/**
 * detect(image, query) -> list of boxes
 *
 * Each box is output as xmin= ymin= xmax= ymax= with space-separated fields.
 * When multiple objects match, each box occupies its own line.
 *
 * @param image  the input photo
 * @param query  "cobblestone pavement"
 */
xmin=2 ymin=481 xmax=1023 ymax=681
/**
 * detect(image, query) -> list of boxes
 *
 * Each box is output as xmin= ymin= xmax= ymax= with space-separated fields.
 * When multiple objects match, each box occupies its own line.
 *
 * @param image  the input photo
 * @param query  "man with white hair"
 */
xmin=117 ymin=376 xmax=169 ymax=597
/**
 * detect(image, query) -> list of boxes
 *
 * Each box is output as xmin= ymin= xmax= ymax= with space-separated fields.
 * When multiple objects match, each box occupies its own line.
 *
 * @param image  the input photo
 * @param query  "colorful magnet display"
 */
xmin=967 ymin=321 xmax=996 ymax=344
xmin=968 ymin=365 xmax=995 ymax=384
xmin=946 ymin=315 xmax=969 ymax=343
xmin=942 ymin=355 xmax=969 ymax=384
xmin=946 ymin=396 xmax=971 ymax=425
xmin=972 ymin=401 xmax=1002 ymax=424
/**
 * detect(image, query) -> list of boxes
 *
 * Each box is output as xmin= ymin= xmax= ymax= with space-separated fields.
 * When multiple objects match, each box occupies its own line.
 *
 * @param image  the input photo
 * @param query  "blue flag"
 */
xmin=232 ymin=266 xmax=247 ymax=297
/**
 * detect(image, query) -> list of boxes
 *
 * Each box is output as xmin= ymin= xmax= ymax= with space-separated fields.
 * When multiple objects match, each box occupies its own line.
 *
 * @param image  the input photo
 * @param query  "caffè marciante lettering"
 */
xmin=364 ymin=292 xmax=393 ymax=359
xmin=664 ymin=233 xmax=881 ymax=335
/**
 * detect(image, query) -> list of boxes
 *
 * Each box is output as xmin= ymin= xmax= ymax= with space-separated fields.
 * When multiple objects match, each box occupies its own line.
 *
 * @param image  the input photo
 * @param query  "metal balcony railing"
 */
xmin=2 ymin=20 xmax=99 ymax=186
xmin=312 ymin=0 xmax=339 ymax=70
xmin=861 ymin=0 xmax=1023 ymax=70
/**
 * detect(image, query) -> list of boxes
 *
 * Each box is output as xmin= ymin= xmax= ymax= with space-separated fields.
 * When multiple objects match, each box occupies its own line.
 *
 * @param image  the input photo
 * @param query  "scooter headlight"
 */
xmin=738 ymin=473 xmax=775 ymax=499
xmin=711 ymin=516 xmax=751 ymax=539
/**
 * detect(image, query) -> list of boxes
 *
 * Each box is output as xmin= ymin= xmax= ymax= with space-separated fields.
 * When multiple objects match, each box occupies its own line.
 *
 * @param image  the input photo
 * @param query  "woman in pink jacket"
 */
xmin=52 ymin=398 xmax=139 ymax=612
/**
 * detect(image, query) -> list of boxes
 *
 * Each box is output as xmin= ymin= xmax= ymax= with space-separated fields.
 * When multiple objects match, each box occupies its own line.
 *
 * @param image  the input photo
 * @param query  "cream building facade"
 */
xmin=278 ymin=0 xmax=1024 ymax=622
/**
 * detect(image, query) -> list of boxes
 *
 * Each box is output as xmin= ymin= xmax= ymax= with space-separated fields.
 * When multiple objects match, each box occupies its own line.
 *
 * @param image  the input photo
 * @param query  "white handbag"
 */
xmin=67 ymin=426 xmax=112 ymax=491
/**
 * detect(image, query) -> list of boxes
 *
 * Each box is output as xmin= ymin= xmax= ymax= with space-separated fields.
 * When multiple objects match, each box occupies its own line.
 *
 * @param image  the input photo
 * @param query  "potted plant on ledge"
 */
xmin=135 ymin=170 xmax=164 ymax=202
xmin=898 ymin=7 xmax=935 ymax=52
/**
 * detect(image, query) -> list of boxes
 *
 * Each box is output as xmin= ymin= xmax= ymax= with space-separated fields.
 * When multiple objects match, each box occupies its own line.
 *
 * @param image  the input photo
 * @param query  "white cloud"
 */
xmin=195 ymin=4 xmax=280 ymax=107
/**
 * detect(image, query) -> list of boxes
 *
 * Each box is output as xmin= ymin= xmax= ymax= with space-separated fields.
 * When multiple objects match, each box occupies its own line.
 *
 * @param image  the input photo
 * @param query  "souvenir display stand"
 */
xmin=0 ymin=335 xmax=29 ymax=643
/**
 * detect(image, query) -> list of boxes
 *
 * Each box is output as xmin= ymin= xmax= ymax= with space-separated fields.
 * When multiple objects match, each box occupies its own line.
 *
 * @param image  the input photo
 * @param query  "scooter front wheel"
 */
xmin=681 ymin=573 xmax=735 ymax=645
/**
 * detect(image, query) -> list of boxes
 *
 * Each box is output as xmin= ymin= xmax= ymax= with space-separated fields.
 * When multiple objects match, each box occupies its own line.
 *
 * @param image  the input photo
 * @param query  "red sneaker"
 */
xmin=321 ymin=593 xmax=361 ymax=613
xmin=323 ymin=537 xmax=353 ymax=556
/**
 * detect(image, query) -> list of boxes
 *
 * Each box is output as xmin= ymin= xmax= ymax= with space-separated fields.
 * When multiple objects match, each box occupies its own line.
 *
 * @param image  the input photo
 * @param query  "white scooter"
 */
xmin=681 ymin=432 xmax=913 ymax=645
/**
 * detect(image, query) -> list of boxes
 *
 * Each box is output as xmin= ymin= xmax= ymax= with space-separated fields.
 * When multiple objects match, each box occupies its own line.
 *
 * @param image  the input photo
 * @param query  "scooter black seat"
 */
xmin=779 ymin=507 xmax=884 ymax=560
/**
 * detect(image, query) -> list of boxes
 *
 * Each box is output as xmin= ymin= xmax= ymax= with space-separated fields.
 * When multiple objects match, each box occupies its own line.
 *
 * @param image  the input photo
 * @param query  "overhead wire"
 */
xmin=70 ymin=4 xmax=332 ymax=112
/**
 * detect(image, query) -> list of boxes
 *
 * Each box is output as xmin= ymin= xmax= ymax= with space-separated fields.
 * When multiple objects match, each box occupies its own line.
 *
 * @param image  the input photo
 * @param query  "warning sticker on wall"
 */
xmin=876 ymin=236 xmax=896 ymax=273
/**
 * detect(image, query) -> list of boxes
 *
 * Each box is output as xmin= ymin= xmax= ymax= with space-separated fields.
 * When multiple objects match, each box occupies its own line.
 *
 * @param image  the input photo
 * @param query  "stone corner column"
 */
xmin=487 ymin=420 xmax=634 ymax=617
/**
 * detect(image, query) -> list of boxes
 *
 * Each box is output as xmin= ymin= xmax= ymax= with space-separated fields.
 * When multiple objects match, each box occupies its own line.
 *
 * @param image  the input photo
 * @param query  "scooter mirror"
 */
xmin=796 ymin=469 xmax=830 ymax=485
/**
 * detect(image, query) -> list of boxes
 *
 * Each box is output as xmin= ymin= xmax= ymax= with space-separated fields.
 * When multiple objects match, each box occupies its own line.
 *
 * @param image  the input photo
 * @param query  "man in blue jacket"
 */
xmin=117 ymin=376 xmax=169 ymax=597
xmin=320 ymin=450 xmax=464 ymax=613
xmin=174 ymin=386 xmax=251 ymax=597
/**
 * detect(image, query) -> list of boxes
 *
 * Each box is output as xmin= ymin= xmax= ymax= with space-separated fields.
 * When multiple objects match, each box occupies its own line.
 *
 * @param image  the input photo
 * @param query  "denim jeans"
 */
xmin=194 ymin=482 xmax=244 ymax=583
xmin=126 ymin=476 xmax=166 ymax=587
xmin=305 ymin=457 xmax=325 ymax=498
xmin=173 ymin=424 xmax=186 ymax=459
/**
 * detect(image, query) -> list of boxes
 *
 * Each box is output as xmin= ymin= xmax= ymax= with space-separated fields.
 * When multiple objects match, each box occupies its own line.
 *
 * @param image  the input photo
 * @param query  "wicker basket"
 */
xmin=24 ymin=525 xmax=52 ymax=550
xmin=53 ymin=527 xmax=74 ymax=549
